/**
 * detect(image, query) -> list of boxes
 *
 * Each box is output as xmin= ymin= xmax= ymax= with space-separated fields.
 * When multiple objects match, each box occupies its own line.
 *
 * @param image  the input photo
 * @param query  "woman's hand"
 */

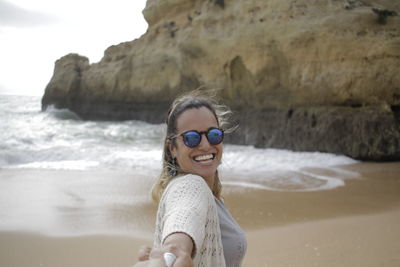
xmin=162 ymin=233 xmax=194 ymax=267
xmin=133 ymin=233 xmax=194 ymax=267
xmin=133 ymin=247 xmax=180 ymax=267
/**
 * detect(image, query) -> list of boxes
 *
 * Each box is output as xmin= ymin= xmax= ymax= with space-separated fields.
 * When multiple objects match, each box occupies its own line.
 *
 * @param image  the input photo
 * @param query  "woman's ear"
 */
xmin=169 ymin=141 xmax=177 ymax=159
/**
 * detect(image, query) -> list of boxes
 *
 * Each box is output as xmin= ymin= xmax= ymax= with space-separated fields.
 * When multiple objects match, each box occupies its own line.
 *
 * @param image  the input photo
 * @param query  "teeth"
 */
xmin=194 ymin=154 xmax=214 ymax=161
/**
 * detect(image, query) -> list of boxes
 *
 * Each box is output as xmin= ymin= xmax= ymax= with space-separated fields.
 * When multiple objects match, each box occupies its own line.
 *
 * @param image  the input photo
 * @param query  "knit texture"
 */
xmin=154 ymin=174 xmax=226 ymax=267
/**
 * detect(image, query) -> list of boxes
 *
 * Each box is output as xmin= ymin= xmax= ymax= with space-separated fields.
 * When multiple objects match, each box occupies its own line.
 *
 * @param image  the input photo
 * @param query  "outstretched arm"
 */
xmin=134 ymin=233 xmax=194 ymax=267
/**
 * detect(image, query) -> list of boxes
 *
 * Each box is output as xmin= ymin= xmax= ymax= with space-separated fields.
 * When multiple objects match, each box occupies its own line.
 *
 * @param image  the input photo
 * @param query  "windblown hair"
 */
xmin=151 ymin=89 xmax=234 ymax=203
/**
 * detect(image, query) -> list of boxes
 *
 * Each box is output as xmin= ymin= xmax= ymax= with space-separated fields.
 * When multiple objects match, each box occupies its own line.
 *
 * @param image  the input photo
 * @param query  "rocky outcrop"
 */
xmin=226 ymin=105 xmax=400 ymax=161
xmin=42 ymin=54 xmax=89 ymax=110
xmin=42 ymin=0 xmax=400 ymax=160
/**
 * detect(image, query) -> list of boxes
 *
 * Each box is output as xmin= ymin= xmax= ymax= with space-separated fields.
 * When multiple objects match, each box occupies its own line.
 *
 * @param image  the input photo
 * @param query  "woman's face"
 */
xmin=170 ymin=107 xmax=223 ymax=186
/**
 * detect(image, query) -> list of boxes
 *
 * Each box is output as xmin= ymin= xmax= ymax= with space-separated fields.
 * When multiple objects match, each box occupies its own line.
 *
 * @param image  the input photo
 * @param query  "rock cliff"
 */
xmin=42 ymin=0 xmax=400 ymax=160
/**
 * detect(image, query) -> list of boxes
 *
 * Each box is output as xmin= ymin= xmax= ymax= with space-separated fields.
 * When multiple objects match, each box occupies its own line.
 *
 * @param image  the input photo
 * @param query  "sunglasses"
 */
xmin=170 ymin=127 xmax=224 ymax=148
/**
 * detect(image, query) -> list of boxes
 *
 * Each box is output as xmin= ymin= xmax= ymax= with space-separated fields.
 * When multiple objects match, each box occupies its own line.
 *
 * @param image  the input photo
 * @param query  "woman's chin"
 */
xmin=194 ymin=169 xmax=217 ymax=182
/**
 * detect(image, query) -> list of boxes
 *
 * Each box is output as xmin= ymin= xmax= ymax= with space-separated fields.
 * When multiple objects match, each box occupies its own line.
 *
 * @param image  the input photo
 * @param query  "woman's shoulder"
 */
xmin=163 ymin=174 xmax=211 ymax=200
xmin=169 ymin=174 xmax=208 ymax=188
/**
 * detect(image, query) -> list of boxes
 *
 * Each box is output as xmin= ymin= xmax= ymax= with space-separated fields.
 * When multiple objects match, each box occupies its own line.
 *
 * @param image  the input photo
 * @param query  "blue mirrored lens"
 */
xmin=183 ymin=131 xmax=201 ymax=147
xmin=207 ymin=129 xmax=224 ymax=145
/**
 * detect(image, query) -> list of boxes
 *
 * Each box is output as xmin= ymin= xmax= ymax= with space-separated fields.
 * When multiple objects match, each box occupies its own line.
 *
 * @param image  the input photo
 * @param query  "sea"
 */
xmin=0 ymin=94 xmax=360 ymax=236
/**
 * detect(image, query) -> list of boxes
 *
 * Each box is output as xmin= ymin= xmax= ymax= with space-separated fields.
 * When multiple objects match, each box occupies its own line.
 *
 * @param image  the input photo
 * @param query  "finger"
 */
xmin=138 ymin=246 xmax=152 ymax=261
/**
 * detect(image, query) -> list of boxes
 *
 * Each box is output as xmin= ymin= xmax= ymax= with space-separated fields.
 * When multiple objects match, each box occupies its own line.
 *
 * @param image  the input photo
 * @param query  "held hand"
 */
xmin=133 ymin=232 xmax=194 ymax=267
xmin=138 ymin=245 xmax=152 ymax=261
xmin=133 ymin=247 xmax=175 ymax=267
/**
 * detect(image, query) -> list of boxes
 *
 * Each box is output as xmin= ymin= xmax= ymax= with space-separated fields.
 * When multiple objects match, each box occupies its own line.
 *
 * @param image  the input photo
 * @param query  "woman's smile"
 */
xmin=193 ymin=153 xmax=215 ymax=163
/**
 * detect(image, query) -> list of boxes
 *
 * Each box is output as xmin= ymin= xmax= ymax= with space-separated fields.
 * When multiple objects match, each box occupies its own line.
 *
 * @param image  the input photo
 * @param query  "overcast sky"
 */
xmin=0 ymin=0 xmax=148 ymax=96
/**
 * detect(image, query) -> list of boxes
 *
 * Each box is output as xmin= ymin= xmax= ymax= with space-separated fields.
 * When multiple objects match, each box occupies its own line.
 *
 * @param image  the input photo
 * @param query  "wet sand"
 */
xmin=0 ymin=162 xmax=399 ymax=267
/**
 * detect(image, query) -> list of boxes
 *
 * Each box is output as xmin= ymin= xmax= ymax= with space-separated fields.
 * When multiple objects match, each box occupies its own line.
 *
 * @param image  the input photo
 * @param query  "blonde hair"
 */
xmin=151 ymin=89 xmax=234 ymax=202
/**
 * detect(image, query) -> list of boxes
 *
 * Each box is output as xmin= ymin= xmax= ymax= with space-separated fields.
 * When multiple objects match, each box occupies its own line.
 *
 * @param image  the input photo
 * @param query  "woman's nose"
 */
xmin=197 ymin=134 xmax=211 ymax=150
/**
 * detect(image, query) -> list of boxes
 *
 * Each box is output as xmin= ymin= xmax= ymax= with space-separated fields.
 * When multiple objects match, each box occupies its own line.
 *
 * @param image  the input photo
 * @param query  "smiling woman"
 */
xmin=134 ymin=90 xmax=247 ymax=267
xmin=0 ymin=0 xmax=147 ymax=96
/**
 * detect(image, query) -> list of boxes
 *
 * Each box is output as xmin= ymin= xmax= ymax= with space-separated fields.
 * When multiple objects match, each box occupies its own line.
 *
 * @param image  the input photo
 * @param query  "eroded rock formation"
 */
xmin=42 ymin=0 xmax=400 ymax=160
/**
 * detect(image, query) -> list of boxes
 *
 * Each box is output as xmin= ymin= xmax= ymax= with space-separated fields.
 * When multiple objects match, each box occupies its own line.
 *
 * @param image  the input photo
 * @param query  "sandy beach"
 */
xmin=0 ymin=162 xmax=399 ymax=267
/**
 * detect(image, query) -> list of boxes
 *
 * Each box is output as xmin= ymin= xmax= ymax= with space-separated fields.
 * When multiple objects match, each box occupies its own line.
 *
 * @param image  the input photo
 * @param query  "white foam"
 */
xmin=221 ymin=145 xmax=357 ymax=173
xmin=45 ymin=105 xmax=81 ymax=120
xmin=10 ymin=160 xmax=100 ymax=170
xmin=220 ymin=145 xmax=358 ymax=192
xmin=223 ymin=181 xmax=275 ymax=190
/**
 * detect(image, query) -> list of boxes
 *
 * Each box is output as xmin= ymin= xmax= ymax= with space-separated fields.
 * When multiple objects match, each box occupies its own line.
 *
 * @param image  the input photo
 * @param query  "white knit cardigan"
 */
xmin=154 ymin=174 xmax=226 ymax=267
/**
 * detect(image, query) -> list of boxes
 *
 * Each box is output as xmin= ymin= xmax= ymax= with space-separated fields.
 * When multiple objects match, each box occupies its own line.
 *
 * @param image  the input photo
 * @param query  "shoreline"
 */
xmin=224 ymin=162 xmax=400 ymax=230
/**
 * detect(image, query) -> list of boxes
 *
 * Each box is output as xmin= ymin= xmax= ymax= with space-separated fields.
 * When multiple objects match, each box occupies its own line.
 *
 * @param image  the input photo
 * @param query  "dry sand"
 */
xmin=0 ymin=162 xmax=399 ymax=267
xmin=245 ymin=209 xmax=400 ymax=267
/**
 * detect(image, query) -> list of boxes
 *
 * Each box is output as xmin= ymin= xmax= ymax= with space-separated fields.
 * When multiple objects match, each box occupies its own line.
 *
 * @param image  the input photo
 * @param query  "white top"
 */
xmin=154 ymin=174 xmax=226 ymax=266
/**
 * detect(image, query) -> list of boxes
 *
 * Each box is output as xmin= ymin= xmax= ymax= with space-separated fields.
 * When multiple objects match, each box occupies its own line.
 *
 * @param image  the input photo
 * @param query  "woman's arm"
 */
xmin=134 ymin=232 xmax=194 ymax=267
xmin=135 ymin=175 xmax=210 ymax=267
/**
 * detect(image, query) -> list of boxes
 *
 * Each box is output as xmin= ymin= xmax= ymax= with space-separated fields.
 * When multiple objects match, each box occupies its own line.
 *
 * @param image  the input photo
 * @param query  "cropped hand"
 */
xmin=133 ymin=232 xmax=194 ymax=267
xmin=133 ymin=247 xmax=172 ymax=267
xmin=138 ymin=245 xmax=152 ymax=261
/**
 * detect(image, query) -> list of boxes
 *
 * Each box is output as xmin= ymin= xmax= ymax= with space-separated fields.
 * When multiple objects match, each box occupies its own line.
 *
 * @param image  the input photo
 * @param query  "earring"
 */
xmin=169 ymin=157 xmax=178 ymax=177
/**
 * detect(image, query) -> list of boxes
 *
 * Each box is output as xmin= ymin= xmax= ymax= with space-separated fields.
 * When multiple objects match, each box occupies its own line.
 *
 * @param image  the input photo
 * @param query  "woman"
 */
xmin=135 ymin=91 xmax=247 ymax=267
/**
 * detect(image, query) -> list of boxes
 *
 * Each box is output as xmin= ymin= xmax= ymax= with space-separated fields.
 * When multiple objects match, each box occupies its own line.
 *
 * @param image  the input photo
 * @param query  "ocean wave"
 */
xmin=8 ymin=160 xmax=100 ymax=170
xmin=0 ymin=95 xmax=360 ymax=192
xmin=44 ymin=106 xmax=81 ymax=120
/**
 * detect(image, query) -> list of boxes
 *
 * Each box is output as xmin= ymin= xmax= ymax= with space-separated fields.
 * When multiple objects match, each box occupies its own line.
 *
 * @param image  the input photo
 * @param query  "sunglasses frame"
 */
xmin=169 ymin=127 xmax=224 ymax=148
